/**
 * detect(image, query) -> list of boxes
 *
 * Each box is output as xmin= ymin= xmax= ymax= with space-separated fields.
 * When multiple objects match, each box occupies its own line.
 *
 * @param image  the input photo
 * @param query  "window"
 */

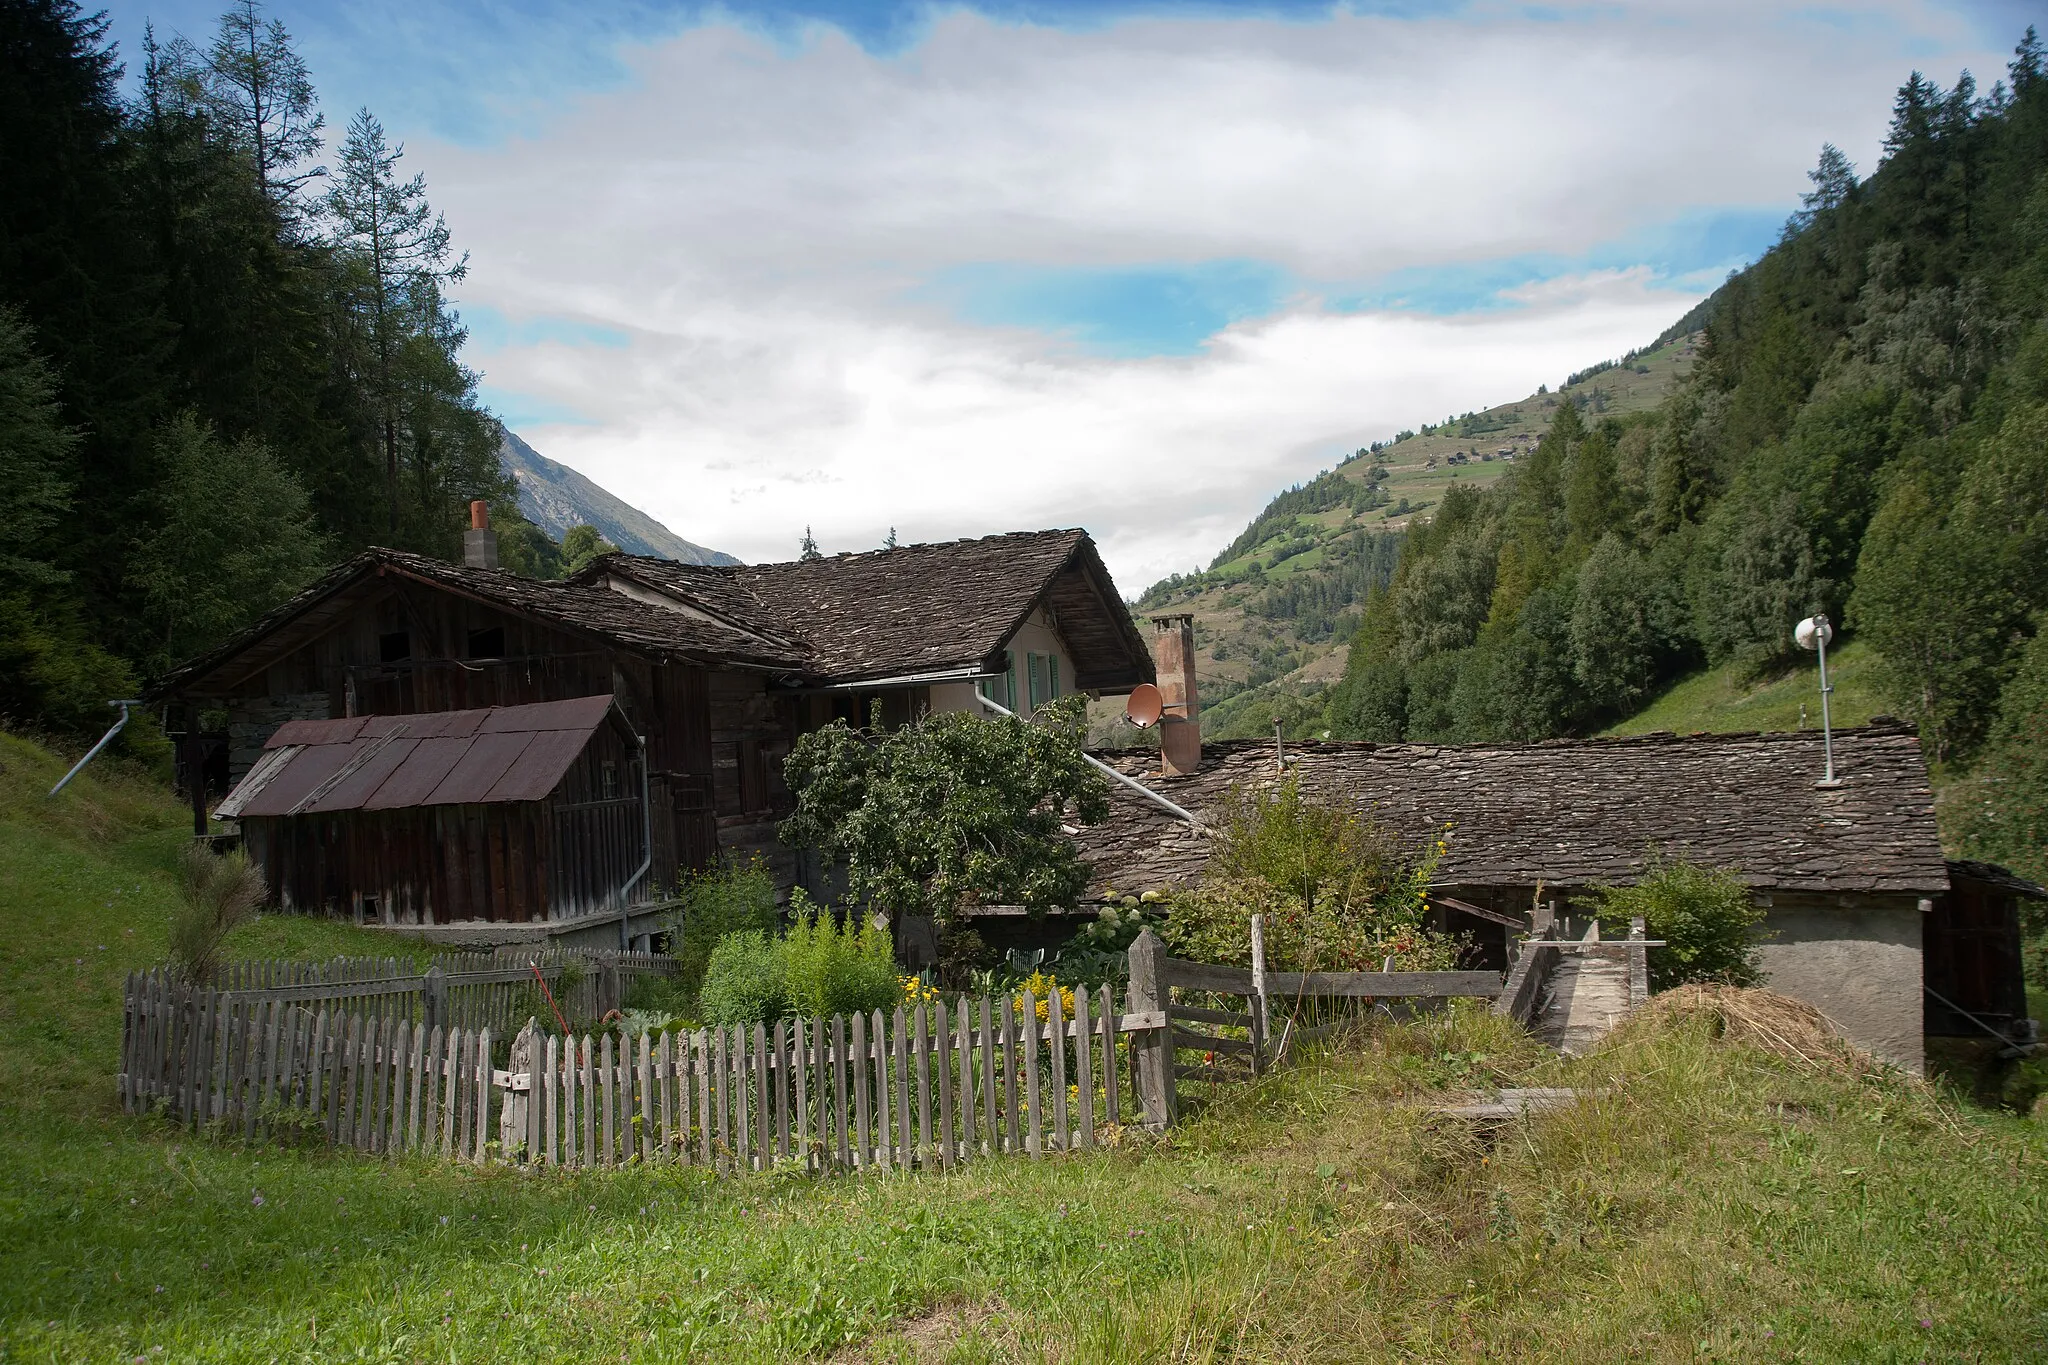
xmin=378 ymin=631 xmax=411 ymax=663
xmin=601 ymin=761 xmax=620 ymax=801
xmin=1028 ymin=652 xmax=1047 ymax=710
xmin=466 ymin=626 xmax=505 ymax=659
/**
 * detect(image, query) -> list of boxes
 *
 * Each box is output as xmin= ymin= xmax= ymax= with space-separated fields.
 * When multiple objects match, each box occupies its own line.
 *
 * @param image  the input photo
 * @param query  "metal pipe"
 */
xmin=970 ymin=691 xmax=1209 ymax=830
xmin=1816 ymin=627 xmax=1837 ymax=784
xmin=48 ymin=701 xmax=140 ymax=797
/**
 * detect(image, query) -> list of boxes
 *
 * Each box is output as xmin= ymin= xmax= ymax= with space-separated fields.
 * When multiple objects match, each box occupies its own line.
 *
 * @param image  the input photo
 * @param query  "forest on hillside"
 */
xmin=0 ymin=0 xmax=589 ymax=741
xmin=1324 ymin=29 xmax=2048 ymax=882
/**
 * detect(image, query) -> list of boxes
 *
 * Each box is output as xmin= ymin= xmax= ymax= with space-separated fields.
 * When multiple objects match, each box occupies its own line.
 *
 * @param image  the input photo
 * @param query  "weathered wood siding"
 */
xmin=206 ymin=582 xmax=725 ymax=898
xmin=241 ymin=716 xmax=646 ymax=923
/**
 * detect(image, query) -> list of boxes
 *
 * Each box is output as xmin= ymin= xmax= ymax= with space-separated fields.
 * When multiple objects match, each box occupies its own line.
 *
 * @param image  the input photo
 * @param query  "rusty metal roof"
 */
xmin=217 ymin=696 xmax=623 ymax=818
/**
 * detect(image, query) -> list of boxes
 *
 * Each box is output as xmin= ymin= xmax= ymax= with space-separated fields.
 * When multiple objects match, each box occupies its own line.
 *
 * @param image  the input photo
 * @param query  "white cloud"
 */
xmin=421 ymin=0 xmax=2006 ymax=589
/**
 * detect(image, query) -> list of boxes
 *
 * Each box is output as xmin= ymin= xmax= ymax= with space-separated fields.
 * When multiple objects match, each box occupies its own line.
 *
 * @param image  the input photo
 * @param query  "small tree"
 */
xmin=1579 ymin=854 xmax=1768 ymax=991
xmin=779 ymin=697 xmax=1109 ymax=926
xmin=169 ymin=844 xmax=266 ymax=984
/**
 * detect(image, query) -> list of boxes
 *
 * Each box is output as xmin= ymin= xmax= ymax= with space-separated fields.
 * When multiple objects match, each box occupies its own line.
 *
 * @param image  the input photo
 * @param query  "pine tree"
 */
xmin=800 ymin=527 xmax=821 ymax=561
xmin=327 ymin=107 xmax=469 ymax=536
xmin=179 ymin=0 xmax=325 ymax=221
xmin=883 ymin=527 xmax=897 ymax=550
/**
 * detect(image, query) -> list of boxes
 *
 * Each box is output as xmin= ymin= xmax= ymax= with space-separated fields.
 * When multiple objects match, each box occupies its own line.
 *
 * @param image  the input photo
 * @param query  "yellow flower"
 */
xmin=1014 ymin=970 xmax=1075 ymax=1023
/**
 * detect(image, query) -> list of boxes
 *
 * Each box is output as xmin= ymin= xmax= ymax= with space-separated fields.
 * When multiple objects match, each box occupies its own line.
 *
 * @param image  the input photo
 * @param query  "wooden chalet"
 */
xmin=153 ymin=524 xmax=1153 ymax=930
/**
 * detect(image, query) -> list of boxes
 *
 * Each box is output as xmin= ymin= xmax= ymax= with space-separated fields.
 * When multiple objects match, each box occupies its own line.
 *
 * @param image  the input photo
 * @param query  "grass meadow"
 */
xmin=1 ymin=729 xmax=2044 ymax=1361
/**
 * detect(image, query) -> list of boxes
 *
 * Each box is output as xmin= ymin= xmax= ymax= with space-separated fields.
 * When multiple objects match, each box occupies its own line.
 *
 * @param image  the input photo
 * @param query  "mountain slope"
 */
xmin=1133 ymin=330 xmax=1699 ymax=738
xmin=498 ymin=426 xmax=737 ymax=565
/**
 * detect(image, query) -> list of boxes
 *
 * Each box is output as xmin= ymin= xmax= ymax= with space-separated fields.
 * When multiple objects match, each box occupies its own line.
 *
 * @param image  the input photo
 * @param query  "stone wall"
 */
xmin=1756 ymin=899 xmax=1924 ymax=1073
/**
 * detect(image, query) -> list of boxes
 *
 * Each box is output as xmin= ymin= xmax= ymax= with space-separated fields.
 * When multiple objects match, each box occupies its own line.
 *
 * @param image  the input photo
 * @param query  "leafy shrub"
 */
xmin=781 ymin=895 xmax=899 ymax=1019
xmin=1052 ymin=896 xmax=1163 ymax=985
xmin=169 ymin=844 xmax=265 ymax=984
xmin=663 ymin=857 xmax=780 ymax=1001
xmin=697 ymin=931 xmax=788 ymax=1026
xmin=1579 ymin=855 xmax=1768 ymax=991
xmin=1161 ymin=778 xmax=1454 ymax=972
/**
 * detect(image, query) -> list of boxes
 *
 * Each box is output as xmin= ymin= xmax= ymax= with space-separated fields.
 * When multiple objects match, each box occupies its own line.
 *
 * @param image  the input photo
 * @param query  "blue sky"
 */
xmin=101 ymin=0 xmax=2028 ymax=579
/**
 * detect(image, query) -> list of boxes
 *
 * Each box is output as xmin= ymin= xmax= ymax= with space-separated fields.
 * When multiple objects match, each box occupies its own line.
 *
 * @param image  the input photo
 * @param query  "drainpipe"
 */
xmin=48 ymin=701 xmax=141 ymax=797
xmin=613 ymin=711 xmax=655 ymax=950
xmin=971 ymin=690 xmax=1208 ymax=831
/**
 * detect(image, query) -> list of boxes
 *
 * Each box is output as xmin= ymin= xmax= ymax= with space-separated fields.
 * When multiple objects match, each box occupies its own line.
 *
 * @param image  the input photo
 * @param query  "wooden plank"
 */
xmin=1174 ymin=1005 xmax=1255 ymax=1028
xmin=891 ymin=1007 xmax=911 ymax=1169
xmin=641 ymin=1031 xmax=657 ymax=1164
xmin=1099 ymin=987 xmax=1120 ymax=1130
xmin=797 ymin=1019 xmax=815 ymax=1170
xmin=851 ymin=1011 xmax=872 ymax=1170
xmin=374 ymin=1012 xmax=395 ymax=1153
xmin=830 ymin=1015 xmax=850 ymax=1171
xmin=476 ymin=1027 xmax=495 ymax=1163
xmin=541 ymin=1033 xmax=559 ymax=1166
xmin=913 ymin=1004 xmax=933 ymax=1160
xmin=978 ymin=997 xmax=998 ymax=1155
xmin=1261 ymin=969 xmax=1504 ymax=999
xmin=750 ymin=1024 xmax=769 ymax=1170
xmin=1072 ymin=987 xmax=1095 ymax=1150
xmin=934 ymin=1000 xmax=955 ymax=1169
xmin=696 ymin=1030 xmax=714 ymax=1167
xmin=308 ymin=1010 xmax=330 ymax=1140
xmin=1020 ymin=992 xmax=1042 ymax=1158
xmin=713 ymin=1027 xmax=730 ymax=1170
xmin=1161 ymin=957 xmax=1255 ymax=994
xmin=1001 ymin=996 xmax=1021 ymax=1153
xmin=1047 ymin=987 xmax=1070 ymax=1152
xmin=434 ymin=1025 xmax=453 ymax=1156
xmin=1126 ymin=932 xmax=1175 ymax=1131
xmin=1173 ymin=1027 xmax=1257 ymax=1055
xmin=597 ymin=1030 xmax=614 ymax=1166
xmin=583 ymin=1033 xmax=598 ymax=1166
xmin=657 ymin=1031 xmax=674 ymax=1160
xmin=774 ymin=1022 xmax=791 ymax=1162
xmin=954 ymin=999 xmax=974 ymax=1160
xmin=407 ymin=1016 xmax=428 ymax=1152
xmin=869 ymin=1010 xmax=892 ymax=1171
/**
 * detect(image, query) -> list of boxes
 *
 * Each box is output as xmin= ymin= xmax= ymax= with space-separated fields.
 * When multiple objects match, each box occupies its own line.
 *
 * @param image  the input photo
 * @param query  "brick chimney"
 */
xmin=1151 ymin=613 xmax=1201 ymax=777
xmin=463 ymin=500 xmax=499 ymax=570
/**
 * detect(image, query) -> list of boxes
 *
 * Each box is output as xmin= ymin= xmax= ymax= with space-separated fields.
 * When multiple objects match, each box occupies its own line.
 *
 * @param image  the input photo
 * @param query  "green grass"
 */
xmin=1603 ymin=639 xmax=1888 ymax=739
xmin=2 ymin=727 xmax=2045 ymax=1361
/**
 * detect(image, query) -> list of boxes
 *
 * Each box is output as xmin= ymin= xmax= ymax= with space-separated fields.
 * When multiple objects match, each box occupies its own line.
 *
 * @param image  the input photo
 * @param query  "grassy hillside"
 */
xmin=1133 ymin=333 xmax=1699 ymax=740
xmin=1602 ymin=639 xmax=1888 ymax=739
xmin=3 ymin=729 xmax=2046 ymax=1360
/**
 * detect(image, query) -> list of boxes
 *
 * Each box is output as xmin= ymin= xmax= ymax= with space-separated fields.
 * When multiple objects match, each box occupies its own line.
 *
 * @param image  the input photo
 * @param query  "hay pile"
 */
xmin=1619 ymin=983 xmax=1881 ymax=1075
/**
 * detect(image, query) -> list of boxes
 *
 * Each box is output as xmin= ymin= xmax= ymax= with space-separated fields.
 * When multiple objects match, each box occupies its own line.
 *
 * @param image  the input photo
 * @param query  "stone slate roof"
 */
xmin=1074 ymin=725 xmax=1950 ymax=899
xmin=1947 ymin=859 xmax=2048 ymax=901
xmin=582 ymin=529 xmax=1154 ymax=689
xmin=149 ymin=549 xmax=812 ymax=698
xmin=152 ymin=530 xmax=1153 ymax=698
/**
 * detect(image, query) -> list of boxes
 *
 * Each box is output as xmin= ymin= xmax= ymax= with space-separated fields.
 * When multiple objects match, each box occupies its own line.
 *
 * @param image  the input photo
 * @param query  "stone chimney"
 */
xmin=1151 ymin=613 xmax=1201 ymax=777
xmin=463 ymin=500 xmax=499 ymax=570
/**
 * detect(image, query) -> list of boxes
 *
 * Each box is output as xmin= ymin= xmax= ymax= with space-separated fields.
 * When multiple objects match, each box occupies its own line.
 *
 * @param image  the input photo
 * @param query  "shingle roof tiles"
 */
xmin=1076 ymin=725 xmax=1949 ymax=897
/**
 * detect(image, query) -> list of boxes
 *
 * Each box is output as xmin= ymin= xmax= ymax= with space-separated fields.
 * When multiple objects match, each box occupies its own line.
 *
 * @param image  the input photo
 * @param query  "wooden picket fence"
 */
xmin=121 ymin=979 xmax=1164 ymax=1169
xmin=119 ymin=928 xmax=1507 ymax=1172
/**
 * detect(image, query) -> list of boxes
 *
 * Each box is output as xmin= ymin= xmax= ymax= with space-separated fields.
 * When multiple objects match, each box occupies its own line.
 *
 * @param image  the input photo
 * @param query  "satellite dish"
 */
xmin=1794 ymin=615 xmax=1833 ymax=651
xmin=1125 ymin=683 xmax=1164 ymax=729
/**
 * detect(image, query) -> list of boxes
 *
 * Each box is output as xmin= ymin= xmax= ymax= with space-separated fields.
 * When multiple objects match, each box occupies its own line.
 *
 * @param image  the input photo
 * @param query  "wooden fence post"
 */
xmin=1126 ymin=929 xmax=1175 ymax=1131
xmin=422 ymin=965 xmax=446 ymax=1032
xmin=1249 ymin=914 xmax=1269 ymax=1076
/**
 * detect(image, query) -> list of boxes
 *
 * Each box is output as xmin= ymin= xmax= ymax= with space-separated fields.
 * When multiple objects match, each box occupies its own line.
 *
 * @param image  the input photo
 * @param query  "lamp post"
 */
xmin=1794 ymin=614 xmax=1842 ymax=788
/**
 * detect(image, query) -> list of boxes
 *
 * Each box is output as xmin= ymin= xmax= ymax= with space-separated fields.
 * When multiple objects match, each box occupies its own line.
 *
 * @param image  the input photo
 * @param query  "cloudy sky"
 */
xmin=107 ymin=1 xmax=2027 ymax=589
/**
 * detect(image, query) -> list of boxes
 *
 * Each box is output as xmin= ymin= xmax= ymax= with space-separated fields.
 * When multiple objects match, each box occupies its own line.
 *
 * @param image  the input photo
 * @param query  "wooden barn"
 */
xmin=154 ymin=521 xmax=1153 ymax=932
xmin=216 ymin=696 xmax=647 ymax=924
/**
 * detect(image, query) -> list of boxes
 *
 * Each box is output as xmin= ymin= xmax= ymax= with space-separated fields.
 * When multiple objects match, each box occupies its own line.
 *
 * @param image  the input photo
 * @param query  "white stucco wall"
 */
xmin=930 ymin=609 xmax=1078 ymax=719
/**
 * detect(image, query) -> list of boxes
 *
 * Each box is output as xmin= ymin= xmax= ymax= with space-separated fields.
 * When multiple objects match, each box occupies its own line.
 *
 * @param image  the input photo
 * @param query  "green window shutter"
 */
xmin=1049 ymin=655 xmax=1060 ymax=700
xmin=1028 ymin=653 xmax=1046 ymax=710
xmin=1004 ymin=650 xmax=1018 ymax=711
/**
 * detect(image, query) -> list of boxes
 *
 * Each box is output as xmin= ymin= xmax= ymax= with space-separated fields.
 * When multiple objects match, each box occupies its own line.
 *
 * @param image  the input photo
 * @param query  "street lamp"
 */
xmin=1794 ymin=613 xmax=1843 ymax=788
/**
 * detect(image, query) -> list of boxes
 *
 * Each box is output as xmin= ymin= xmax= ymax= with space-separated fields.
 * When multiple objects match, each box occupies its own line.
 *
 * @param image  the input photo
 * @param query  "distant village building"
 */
xmin=154 ymin=520 xmax=1153 ymax=936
